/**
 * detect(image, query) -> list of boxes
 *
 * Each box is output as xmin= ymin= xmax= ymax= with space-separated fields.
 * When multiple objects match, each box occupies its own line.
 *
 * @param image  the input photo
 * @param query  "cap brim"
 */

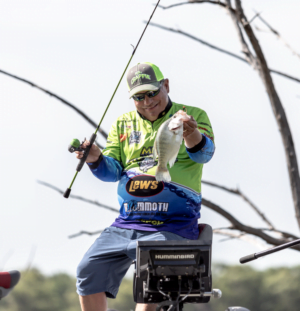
xmin=129 ymin=82 xmax=161 ymax=98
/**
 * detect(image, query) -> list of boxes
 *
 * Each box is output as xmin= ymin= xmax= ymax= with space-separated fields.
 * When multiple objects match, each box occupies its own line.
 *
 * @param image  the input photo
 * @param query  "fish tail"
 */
xmin=155 ymin=166 xmax=171 ymax=182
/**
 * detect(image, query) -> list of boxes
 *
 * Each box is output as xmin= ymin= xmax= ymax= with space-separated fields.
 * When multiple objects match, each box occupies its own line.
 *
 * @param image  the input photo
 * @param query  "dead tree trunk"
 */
xmin=227 ymin=0 xmax=300 ymax=229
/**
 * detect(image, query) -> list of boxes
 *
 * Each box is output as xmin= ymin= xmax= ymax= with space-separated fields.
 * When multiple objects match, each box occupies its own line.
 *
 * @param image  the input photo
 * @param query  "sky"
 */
xmin=0 ymin=0 xmax=300 ymax=279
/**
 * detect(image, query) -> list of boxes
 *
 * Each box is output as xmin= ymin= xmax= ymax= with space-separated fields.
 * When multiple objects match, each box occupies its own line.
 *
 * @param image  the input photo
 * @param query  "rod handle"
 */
xmin=76 ymin=133 xmax=97 ymax=172
xmin=64 ymin=188 xmax=71 ymax=198
xmin=239 ymin=253 xmax=257 ymax=264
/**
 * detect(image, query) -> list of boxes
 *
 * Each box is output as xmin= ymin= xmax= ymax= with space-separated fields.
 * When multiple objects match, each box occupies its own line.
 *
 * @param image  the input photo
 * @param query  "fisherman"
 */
xmin=75 ymin=62 xmax=215 ymax=311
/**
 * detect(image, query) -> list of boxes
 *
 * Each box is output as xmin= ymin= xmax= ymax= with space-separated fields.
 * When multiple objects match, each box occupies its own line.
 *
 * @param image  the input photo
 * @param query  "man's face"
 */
xmin=133 ymin=79 xmax=170 ymax=122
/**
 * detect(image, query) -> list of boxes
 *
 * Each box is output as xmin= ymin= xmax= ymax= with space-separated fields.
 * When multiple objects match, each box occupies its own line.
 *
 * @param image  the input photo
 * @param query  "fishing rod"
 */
xmin=240 ymin=238 xmax=300 ymax=263
xmin=64 ymin=0 xmax=161 ymax=198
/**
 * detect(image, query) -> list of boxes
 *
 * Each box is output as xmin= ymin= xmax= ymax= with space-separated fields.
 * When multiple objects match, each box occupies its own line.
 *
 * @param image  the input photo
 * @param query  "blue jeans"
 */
xmin=76 ymin=226 xmax=187 ymax=298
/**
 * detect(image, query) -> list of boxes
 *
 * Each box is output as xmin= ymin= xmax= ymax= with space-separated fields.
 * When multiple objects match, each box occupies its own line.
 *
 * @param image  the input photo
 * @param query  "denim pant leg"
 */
xmin=76 ymin=227 xmax=134 ymax=298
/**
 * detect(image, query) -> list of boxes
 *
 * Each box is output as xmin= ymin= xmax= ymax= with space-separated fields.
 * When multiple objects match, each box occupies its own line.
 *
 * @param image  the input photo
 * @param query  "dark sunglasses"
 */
xmin=132 ymin=80 xmax=164 ymax=102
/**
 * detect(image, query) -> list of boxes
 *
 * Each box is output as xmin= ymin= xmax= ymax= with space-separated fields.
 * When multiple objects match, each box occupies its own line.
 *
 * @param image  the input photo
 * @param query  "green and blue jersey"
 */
xmin=88 ymin=100 xmax=215 ymax=239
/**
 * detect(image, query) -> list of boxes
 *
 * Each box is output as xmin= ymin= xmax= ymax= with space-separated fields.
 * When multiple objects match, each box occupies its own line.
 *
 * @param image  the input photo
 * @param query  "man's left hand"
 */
xmin=183 ymin=116 xmax=198 ymax=138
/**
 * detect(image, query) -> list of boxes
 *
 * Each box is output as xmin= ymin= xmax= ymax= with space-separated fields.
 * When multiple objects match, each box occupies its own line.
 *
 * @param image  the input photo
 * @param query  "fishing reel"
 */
xmin=68 ymin=138 xmax=85 ymax=153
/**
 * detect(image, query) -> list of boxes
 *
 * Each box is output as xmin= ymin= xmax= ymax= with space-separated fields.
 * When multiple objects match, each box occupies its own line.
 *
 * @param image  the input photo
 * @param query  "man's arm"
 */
xmin=183 ymin=112 xmax=215 ymax=164
xmin=75 ymin=120 xmax=123 ymax=182
xmin=87 ymin=154 xmax=123 ymax=182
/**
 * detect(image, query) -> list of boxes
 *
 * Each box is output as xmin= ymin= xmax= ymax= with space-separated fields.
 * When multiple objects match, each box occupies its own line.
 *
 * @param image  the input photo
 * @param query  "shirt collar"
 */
xmin=137 ymin=97 xmax=173 ymax=121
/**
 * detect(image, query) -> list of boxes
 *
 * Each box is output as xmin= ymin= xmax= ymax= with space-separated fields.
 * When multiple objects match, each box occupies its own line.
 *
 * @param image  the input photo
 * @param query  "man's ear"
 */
xmin=164 ymin=79 xmax=170 ymax=93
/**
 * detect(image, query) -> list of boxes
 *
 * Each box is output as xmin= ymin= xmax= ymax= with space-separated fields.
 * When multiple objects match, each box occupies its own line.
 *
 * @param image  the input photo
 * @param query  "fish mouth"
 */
xmin=170 ymin=126 xmax=180 ymax=131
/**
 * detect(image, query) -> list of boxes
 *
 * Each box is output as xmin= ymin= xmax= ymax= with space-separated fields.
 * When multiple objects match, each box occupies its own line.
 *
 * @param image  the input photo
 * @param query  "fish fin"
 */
xmin=155 ymin=166 xmax=171 ymax=183
xmin=153 ymin=140 xmax=157 ymax=159
xmin=168 ymin=153 xmax=177 ymax=168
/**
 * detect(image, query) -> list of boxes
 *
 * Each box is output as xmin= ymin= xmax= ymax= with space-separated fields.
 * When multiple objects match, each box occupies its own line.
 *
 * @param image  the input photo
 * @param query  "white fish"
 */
xmin=153 ymin=110 xmax=190 ymax=182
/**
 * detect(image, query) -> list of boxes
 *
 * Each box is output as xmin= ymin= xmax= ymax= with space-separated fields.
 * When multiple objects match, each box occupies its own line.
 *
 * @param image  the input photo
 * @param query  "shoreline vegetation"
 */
xmin=1 ymin=264 xmax=300 ymax=311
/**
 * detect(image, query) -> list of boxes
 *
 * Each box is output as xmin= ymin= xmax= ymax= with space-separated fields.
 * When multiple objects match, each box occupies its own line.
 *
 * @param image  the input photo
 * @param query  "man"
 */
xmin=75 ymin=62 xmax=215 ymax=311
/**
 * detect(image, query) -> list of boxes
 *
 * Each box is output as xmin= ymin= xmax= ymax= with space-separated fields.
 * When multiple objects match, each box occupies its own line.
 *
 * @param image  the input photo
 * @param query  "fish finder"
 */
xmin=133 ymin=224 xmax=222 ymax=311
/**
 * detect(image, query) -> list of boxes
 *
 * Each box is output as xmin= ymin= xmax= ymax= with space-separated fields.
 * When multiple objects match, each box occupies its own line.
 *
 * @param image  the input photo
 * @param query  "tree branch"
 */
xmin=147 ymin=22 xmax=300 ymax=84
xmin=202 ymin=180 xmax=274 ymax=229
xmin=254 ymin=10 xmax=300 ymax=60
xmin=202 ymin=198 xmax=300 ymax=250
xmin=225 ymin=0 xmax=256 ymax=67
xmin=37 ymin=180 xmax=119 ymax=213
xmin=158 ymin=0 xmax=228 ymax=10
xmin=213 ymin=229 xmax=267 ymax=248
xmin=247 ymin=11 xmax=261 ymax=25
xmin=0 ymin=69 xmax=108 ymax=141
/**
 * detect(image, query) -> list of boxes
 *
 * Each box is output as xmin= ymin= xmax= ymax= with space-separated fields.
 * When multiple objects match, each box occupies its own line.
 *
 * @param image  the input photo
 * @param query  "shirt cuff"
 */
xmin=186 ymin=135 xmax=206 ymax=153
xmin=87 ymin=153 xmax=103 ymax=169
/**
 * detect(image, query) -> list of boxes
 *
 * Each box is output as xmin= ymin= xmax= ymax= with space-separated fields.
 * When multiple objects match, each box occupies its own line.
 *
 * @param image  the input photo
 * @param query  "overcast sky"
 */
xmin=0 ymin=0 xmax=300 ymax=277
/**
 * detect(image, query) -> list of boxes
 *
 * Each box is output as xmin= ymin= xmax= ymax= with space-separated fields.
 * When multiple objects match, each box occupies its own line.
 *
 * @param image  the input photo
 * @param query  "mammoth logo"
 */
xmin=126 ymin=175 xmax=164 ymax=197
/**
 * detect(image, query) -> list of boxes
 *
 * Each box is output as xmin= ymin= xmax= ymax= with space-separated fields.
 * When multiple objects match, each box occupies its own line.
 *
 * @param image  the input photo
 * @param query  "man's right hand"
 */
xmin=75 ymin=140 xmax=101 ymax=163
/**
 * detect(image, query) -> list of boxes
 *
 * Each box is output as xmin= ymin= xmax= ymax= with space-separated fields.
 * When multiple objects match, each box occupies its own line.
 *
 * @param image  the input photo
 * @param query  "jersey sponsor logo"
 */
xmin=138 ymin=158 xmax=157 ymax=173
xmin=126 ymin=175 xmax=164 ymax=197
xmin=120 ymin=123 xmax=132 ymax=130
xmin=140 ymin=219 xmax=164 ymax=225
xmin=129 ymin=131 xmax=141 ymax=144
xmin=124 ymin=202 xmax=169 ymax=212
xmin=140 ymin=146 xmax=153 ymax=156
xmin=120 ymin=133 xmax=127 ymax=142
xmin=127 ymin=157 xmax=144 ymax=165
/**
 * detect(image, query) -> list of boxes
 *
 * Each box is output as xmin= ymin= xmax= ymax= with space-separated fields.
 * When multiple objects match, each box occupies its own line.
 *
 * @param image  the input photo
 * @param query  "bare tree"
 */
xmin=3 ymin=0 xmax=300 ymax=251
xmin=140 ymin=0 xmax=300 ymax=246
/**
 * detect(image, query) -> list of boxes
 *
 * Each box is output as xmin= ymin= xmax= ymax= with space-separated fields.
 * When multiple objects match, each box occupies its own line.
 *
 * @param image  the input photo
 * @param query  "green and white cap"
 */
xmin=126 ymin=62 xmax=164 ymax=98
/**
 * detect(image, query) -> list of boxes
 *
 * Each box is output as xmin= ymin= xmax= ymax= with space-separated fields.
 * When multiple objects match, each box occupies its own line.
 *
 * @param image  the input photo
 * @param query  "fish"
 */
xmin=153 ymin=110 xmax=190 ymax=182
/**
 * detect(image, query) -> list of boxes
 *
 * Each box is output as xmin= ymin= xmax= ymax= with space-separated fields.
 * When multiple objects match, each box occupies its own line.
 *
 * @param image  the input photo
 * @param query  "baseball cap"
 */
xmin=126 ymin=62 xmax=164 ymax=98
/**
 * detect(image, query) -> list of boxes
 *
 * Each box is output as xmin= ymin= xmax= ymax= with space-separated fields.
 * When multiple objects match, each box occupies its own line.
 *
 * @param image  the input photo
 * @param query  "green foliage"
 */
xmin=0 ymin=268 xmax=80 ymax=311
xmin=2 ymin=265 xmax=300 ymax=311
xmin=108 ymin=277 xmax=136 ymax=311
xmin=185 ymin=264 xmax=300 ymax=311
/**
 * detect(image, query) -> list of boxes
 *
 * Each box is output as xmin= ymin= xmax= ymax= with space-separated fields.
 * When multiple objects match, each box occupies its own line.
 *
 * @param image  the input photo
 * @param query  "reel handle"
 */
xmin=76 ymin=133 xmax=97 ymax=172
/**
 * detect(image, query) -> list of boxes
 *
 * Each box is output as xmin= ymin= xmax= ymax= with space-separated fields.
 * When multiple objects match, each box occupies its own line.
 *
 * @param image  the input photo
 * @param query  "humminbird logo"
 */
xmin=155 ymin=254 xmax=195 ymax=259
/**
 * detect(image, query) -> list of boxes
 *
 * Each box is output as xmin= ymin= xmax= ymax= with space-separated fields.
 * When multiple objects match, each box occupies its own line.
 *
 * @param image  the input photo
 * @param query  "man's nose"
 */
xmin=144 ymin=95 xmax=154 ymax=105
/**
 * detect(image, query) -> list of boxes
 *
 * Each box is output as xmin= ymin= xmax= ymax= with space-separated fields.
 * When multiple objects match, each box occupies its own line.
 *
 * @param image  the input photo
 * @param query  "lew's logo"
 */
xmin=131 ymin=71 xmax=151 ymax=85
xmin=126 ymin=175 xmax=164 ymax=197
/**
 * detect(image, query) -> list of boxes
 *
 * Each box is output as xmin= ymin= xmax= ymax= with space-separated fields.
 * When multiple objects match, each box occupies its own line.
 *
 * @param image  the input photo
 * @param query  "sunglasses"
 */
xmin=132 ymin=80 xmax=164 ymax=102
